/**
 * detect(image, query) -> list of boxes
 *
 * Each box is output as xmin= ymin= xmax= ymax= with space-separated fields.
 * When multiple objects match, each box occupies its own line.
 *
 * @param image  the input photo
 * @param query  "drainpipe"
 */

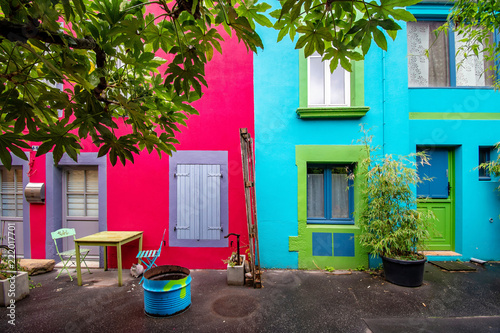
xmin=382 ymin=50 xmax=386 ymax=156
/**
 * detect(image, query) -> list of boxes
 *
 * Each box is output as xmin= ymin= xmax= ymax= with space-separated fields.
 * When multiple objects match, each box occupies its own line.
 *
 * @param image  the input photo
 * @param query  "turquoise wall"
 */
xmin=254 ymin=4 xmax=500 ymax=268
xmin=405 ymin=2 xmax=500 ymax=262
xmin=410 ymin=116 xmax=500 ymax=261
xmin=254 ymin=17 xmax=412 ymax=268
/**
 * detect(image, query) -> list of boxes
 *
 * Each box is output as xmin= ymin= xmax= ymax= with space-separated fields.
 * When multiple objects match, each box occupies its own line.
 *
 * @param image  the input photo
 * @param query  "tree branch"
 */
xmin=0 ymin=19 xmax=111 ymax=105
xmin=0 ymin=19 xmax=97 ymax=49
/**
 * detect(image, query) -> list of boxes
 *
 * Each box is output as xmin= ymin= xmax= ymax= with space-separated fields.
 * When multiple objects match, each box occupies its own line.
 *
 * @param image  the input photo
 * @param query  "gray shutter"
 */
xmin=176 ymin=164 xmax=199 ymax=240
xmin=176 ymin=164 xmax=221 ymax=240
xmin=200 ymin=165 xmax=221 ymax=240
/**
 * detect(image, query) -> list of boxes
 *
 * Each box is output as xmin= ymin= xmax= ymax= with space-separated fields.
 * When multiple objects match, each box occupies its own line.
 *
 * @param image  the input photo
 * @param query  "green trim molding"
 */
xmin=290 ymin=145 xmax=369 ymax=270
xmin=298 ymin=50 xmax=368 ymax=119
xmin=296 ymin=106 xmax=370 ymax=119
xmin=410 ymin=112 xmax=500 ymax=120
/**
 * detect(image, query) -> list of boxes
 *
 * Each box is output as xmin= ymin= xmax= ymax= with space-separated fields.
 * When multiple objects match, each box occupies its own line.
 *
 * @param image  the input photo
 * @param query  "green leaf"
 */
xmin=61 ymin=0 xmax=74 ymax=21
xmin=372 ymin=28 xmax=387 ymax=51
xmin=73 ymin=0 xmax=86 ymax=18
xmin=377 ymin=19 xmax=401 ymax=31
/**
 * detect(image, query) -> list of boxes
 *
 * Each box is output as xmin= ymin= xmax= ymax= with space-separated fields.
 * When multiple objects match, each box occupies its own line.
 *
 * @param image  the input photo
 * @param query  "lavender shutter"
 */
xmin=176 ymin=164 xmax=221 ymax=240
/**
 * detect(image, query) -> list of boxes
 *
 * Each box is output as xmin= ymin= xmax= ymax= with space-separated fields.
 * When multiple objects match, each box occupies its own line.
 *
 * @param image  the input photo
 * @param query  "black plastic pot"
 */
xmin=381 ymin=255 xmax=427 ymax=287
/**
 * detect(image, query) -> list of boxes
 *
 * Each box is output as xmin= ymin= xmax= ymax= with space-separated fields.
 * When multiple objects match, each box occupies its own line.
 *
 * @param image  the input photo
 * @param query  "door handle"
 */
xmin=448 ymin=182 xmax=451 ymax=197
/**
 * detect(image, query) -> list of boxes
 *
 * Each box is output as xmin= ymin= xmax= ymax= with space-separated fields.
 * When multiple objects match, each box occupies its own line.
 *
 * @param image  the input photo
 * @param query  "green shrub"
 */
xmin=357 ymin=129 xmax=435 ymax=261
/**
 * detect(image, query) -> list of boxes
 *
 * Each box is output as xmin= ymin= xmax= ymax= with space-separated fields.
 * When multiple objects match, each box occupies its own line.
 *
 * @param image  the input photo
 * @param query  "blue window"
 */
xmin=407 ymin=20 xmax=496 ymax=87
xmin=479 ymin=147 xmax=491 ymax=181
xmin=307 ymin=164 xmax=354 ymax=224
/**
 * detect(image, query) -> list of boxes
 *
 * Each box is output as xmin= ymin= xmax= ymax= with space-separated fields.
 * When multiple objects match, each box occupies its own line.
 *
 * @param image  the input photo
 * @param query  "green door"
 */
xmin=417 ymin=148 xmax=454 ymax=251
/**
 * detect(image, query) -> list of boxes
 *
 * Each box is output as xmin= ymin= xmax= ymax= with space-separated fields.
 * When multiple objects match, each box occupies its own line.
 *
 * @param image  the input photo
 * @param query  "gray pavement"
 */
xmin=1 ymin=262 xmax=499 ymax=332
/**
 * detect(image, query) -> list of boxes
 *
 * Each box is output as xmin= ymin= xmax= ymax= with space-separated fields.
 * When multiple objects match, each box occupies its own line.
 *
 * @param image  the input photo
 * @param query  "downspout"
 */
xmin=382 ymin=50 xmax=386 ymax=156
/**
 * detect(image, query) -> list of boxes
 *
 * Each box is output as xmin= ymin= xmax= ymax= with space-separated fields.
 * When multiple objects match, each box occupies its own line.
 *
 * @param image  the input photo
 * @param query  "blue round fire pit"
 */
xmin=142 ymin=265 xmax=192 ymax=317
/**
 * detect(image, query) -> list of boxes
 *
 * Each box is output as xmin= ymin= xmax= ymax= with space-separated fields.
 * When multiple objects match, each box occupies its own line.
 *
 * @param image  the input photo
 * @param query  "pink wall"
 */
xmin=25 ymin=9 xmax=254 ymax=270
xmin=29 ymin=152 xmax=46 ymax=259
xmin=107 ymin=31 xmax=254 ymax=269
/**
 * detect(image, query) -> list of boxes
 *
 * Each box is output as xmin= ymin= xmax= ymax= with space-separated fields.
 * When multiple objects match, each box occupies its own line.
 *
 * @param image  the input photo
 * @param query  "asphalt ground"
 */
xmin=1 ymin=262 xmax=499 ymax=333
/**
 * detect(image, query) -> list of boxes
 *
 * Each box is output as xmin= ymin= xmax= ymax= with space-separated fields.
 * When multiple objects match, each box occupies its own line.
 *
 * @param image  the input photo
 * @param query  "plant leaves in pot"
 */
xmin=357 ymin=129 xmax=436 ymax=287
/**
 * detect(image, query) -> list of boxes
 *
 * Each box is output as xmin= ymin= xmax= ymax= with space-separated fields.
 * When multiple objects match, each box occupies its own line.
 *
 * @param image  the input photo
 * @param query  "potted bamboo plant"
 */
xmin=357 ymin=132 xmax=435 ymax=287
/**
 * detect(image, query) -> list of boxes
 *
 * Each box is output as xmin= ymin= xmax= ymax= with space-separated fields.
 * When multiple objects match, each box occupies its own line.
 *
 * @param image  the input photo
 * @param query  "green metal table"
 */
xmin=74 ymin=231 xmax=143 ymax=286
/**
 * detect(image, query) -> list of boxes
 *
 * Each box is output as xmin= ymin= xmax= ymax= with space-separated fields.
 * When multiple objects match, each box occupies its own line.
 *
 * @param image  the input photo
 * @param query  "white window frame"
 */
xmin=308 ymin=53 xmax=351 ymax=107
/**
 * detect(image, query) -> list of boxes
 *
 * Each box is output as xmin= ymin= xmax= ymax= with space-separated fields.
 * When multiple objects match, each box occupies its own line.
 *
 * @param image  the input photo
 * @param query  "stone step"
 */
xmin=19 ymin=259 xmax=55 ymax=276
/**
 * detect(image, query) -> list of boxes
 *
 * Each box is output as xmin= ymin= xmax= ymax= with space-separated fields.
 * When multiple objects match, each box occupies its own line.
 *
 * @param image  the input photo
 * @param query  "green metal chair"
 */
xmin=51 ymin=228 xmax=92 ymax=281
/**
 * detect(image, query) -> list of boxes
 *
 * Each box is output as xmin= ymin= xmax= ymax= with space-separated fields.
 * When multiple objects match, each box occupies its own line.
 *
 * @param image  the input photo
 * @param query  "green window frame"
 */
xmin=296 ymin=145 xmax=365 ymax=225
xmin=297 ymin=50 xmax=369 ymax=119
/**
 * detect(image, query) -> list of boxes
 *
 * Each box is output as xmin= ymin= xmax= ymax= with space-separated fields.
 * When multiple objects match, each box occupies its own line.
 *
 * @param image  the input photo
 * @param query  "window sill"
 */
xmin=479 ymin=177 xmax=492 ymax=181
xmin=296 ymin=106 xmax=370 ymax=119
xmin=307 ymin=220 xmax=355 ymax=225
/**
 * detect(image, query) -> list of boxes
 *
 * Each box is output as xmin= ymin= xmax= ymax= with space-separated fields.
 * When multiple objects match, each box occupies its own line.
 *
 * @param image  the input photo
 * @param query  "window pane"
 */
xmin=67 ymin=194 xmax=85 ymax=216
xmin=456 ymin=29 xmax=495 ymax=87
xmin=330 ymin=67 xmax=345 ymax=105
xmin=15 ymin=169 xmax=23 ymax=192
xmin=67 ymin=170 xmax=85 ymax=192
xmin=86 ymin=194 xmax=99 ymax=217
xmin=408 ymin=21 xmax=450 ymax=87
xmin=16 ymin=196 xmax=23 ymax=217
xmin=2 ymin=194 xmax=16 ymax=217
xmin=479 ymin=148 xmax=491 ymax=179
xmin=331 ymin=168 xmax=349 ymax=219
xmin=308 ymin=56 xmax=325 ymax=105
xmin=307 ymin=167 xmax=325 ymax=218
xmin=1 ymin=168 xmax=15 ymax=192
xmin=86 ymin=170 xmax=98 ymax=193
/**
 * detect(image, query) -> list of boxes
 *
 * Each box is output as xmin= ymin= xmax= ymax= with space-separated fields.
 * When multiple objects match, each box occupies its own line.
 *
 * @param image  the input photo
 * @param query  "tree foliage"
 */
xmin=447 ymin=0 xmax=500 ymax=87
xmin=0 ymin=0 xmax=420 ymax=168
xmin=273 ymin=0 xmax=421 ymax=71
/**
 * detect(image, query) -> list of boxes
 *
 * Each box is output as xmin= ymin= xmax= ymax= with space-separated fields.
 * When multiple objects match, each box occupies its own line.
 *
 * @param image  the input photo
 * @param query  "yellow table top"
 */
xmin=75 ymin=231 xmax=143 ymax=244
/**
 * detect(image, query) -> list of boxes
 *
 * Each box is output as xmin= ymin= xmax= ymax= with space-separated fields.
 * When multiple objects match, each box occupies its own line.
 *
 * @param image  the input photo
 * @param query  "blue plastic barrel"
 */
xmin=142 ymin=265 xmax=192 ymax=317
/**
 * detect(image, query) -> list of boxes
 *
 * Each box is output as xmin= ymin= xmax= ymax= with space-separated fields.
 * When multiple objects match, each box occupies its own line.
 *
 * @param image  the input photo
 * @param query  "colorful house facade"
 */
xmin=253 ymin=2 xmax=500 ymax=270
xmin=2 ymin=2 xmax=500 ymax=273
xmin=0 ymin=23 xmax=253 ymax=270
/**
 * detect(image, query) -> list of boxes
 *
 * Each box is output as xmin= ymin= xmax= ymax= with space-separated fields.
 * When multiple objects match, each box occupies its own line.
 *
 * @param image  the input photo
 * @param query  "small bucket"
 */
xmin=142 ymin=265 xmax=192 ymax=317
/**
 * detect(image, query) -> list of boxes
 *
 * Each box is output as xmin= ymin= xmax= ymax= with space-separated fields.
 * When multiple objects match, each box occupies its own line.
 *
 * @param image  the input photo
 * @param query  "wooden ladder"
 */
xmin=240 ymin=128 xmax=262 ymax=288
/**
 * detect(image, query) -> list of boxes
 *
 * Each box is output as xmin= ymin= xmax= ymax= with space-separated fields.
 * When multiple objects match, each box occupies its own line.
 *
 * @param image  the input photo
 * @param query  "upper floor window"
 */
xmin=407 ymin=21 xmax=495 ymax=87
xmin=308 ymin=52 xmax=350 ymax=107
